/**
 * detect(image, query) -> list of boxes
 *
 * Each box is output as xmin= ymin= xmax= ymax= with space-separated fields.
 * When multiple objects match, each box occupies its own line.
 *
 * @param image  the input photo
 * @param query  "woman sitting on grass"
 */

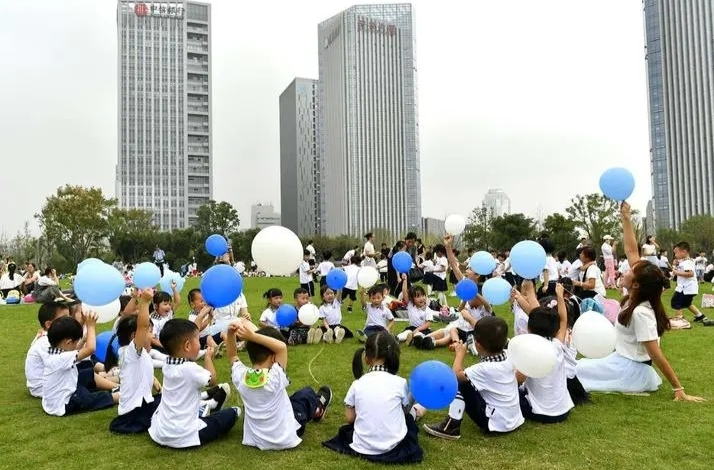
xmin=576 ymin=202 xmax=704 ymax=402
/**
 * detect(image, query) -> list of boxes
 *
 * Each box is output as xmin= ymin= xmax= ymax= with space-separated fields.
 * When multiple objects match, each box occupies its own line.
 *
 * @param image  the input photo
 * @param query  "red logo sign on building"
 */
xmin=135 ymin=3 xmax=149 ymax=17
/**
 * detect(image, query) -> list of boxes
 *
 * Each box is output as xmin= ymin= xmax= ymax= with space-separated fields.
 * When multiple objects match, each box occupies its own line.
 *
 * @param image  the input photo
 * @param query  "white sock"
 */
xmin=448 ymin=393 xmax=464 ymax=420
xmin=397 ymin=330 xmax=411 ymax=342
xmin=197 ymin=349 xmax=206 ymax=359
xmin=201 ymin=391 xmax=209 ymax=400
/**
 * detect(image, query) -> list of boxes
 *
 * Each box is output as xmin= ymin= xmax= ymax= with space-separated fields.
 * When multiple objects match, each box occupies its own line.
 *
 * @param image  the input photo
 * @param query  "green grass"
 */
xmin=1 ymin=277 xmax=713 ymax=470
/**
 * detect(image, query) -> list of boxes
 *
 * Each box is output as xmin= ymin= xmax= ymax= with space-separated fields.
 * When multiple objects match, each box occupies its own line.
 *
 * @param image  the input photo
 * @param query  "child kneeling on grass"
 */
xmin=148 ymin=319 xmax=238 ymax=449
xmin=226 ymin=319 xmax=333 ymax=451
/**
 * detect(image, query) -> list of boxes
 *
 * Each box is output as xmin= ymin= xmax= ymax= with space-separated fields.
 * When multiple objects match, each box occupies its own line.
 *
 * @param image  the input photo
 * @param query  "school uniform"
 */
xmin=323 ymin=366 xmax=423 ymax=464
xmin=403 ymin=303 xmax=434 ymax=335
xmin=25 ymin=333 xmax=49 ymax=397
xmin=562 ymin=340 xmax=590 ymax=405
xmin=520 ymin=339 xmax=575 ymax=423
xmin=41 ymin=347 xmax=115 ymax=416
xmin=431 ymin=256 xmax=448 ymax=293
xmin=109 ymin=341 xmax=161 ymax=434
xmin=671 ymin=258 xmax=698 ymax=309
xmin=512 ymin=302 xmax=529 ymax=336
xmin=211 ymin=293 xmax=248 ymax=334
xmin=576 ymin=301 xmax=663 ymax=393
xmin=342 ymin=265 xmax=360 ymax=302
xmin=260 ymin=307 xmax=290 ymax=339
xmin=318 ymin=300 xmax=354 ymax=338
xmin=538 ymin=256 xmax=560 ymax=298
xmin=576 ymin=264 xmax=607 ymax=299
xmin=363 ymin=304 xmax=394 ymax=337
xmin=232 ymin=361 xmax=320 ymax=450
xmin=151 ymin=312 xmax=173 ymax=354
xmin=317 ymin=261 xmax=335 ymax=286
xmin=299 ymin=261 xmax=315 ymax=297
xmin=149 ymin=357 xmax=237 ymax=448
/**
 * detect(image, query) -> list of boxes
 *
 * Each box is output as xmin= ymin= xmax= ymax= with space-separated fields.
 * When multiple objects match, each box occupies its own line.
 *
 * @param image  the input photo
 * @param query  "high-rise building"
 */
xmin=279 ymin=78 xmax=321 ymax=237
xmin=317 ymin=4 xmax=421 ymax=238
xmin=116 ymin=1 xmax=212 ymax=231
xmin=251 ymin=203 xmax=281 ymax=229
xmin=482 ymin=189 xmax=511 ymax=218
xmin=643 ymin=0 xmax=714 ymax=230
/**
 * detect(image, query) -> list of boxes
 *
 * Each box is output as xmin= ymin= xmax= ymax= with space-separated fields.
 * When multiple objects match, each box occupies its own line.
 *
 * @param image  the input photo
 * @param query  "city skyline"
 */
xmin=643 ymin=0 xmax=714 ymax=230
xmin=1 ymin=1 xmax=653 ymax=237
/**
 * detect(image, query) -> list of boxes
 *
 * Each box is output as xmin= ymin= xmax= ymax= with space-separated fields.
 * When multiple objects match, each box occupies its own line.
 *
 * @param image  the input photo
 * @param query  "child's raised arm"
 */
xmin=170 ymin=281 xmax=181 ymax=310
xmin=135 ymin=289 xmax=153 ymax=354
xmin=444 ymin=235 xmax=465 ymax=281
xmin=237 ymin=321 xmax=287 ymax=370
xmin=400 ymin=274 xmax=410 ymax=304
xmin=226 ymin=318 xmax=258 ymax=365
xmin=553 ymin=283 xmax=567 ymax=344
xmin=77 ymin=311 xmax=98 ymax=361
xmin=620 ymin=202 xmax=641 ymax=268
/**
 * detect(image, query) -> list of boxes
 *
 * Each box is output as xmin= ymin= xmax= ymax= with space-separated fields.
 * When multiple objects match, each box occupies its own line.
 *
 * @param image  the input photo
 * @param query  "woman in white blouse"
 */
xmin=576 ymin=202 xmax=703 ymax=402
xmin=641 ymin=236 xmax=659 ymax=265
xmin=0 ymin=262 xmax=23 ymax=297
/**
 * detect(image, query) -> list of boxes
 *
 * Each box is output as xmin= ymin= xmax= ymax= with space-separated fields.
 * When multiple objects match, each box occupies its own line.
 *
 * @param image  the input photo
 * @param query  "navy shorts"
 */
xmin=671 ymin=291 xmax=695 ymax=310
xmin=65 ymin=367 xmax=115 ymax=415
xmin=199 ymin=332 xmax=223 ymax=349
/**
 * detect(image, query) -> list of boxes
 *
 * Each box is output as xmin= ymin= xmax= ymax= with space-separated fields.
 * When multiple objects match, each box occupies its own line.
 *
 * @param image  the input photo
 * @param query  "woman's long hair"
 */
xmin=618 ymin=261 xmax=670 ymax=336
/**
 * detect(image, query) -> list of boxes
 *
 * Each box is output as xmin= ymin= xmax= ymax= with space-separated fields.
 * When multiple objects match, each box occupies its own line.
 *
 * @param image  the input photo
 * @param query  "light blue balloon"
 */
xmin=159 ymin=271 xmax=184 ymax=293
xmin=469 ymin=251 xmax=497 ymax=275
xmin=74 ymin=263 xmax=125 ymax=306
xmin=599 ymin=167 xmax=635 ymax=201
xmin=133 ymin=262 xmax=161 ymax=289
xmin=481 ymin=277 xmax=512 ymax=305
xmin=77 ymin=258 xmax=103 ymax=273
xmin=510 ymin=240 xmax=547 ymax=280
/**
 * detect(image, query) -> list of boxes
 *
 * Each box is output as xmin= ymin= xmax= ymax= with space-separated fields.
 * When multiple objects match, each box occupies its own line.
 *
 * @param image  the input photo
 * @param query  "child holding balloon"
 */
xmin=322 ymin=332 xmax=424 ymax=464
xmin=149 ymin=282 xmax=181 ymax=354
xmin=316 ymin=284 xmax=352 ymax=343
xmin=396 ymin=274 xmax=434 ymax=346
xmin=356 ymin=285 xmax=395 ymax=341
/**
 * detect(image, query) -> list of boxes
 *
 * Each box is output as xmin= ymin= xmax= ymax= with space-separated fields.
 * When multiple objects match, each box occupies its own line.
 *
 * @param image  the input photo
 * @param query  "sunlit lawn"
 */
xmin=1 ymin=276 xmax=713 ymax=470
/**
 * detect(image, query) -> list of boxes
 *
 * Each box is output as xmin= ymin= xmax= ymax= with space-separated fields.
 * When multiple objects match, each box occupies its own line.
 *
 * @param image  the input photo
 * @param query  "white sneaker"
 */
xmin=324 ymin=328 xmax=334 ymax=344
xmin=232 ymin=406 xmax=242 ymax=418
xmin=196 ymin=349 xmax=207 ymax=360
xmin=308 ymin=328 xmax=321 ymax=344
xmin=334 ymin=327 xmax=345 ymax=344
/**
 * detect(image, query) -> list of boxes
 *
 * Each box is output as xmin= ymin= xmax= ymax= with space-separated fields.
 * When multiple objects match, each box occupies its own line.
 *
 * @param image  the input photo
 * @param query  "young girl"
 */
xmin=315 ymin=284 xmax=352 ymax=344
xmin=396 ymin=274 xmax=434 ymax=345
xmin=511 ymin=280 xmax=538 ymax=336
xmin=516 ymin=283 xmax=574 ymax=423
xmin=105 ymin=289 xmax=162 ymax=433
xmin=322 ymin=332 xmax=424 ymax=464
xmin=430 ymin=244 xmax=449 ymax=306
xmin=317 ymin=252 xmax=335 ymax=287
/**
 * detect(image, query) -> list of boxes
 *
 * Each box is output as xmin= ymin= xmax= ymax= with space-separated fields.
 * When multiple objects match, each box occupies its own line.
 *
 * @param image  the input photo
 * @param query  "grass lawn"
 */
xmin=1 ymin=276 xmax=713 ymax=470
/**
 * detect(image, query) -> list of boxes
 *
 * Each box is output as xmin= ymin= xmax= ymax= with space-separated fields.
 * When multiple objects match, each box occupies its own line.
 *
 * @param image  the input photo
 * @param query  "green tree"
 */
xmin=655 ymin=228 xmax=683 ymax=253
xmin=542 ymin=213 xmax=579 ymax=258
xmin=489 ymin=213 xmax=536 ymax=251
xmin=35 ymin=185 xmax=116 ymax=267
xmin=230 ymin=228 xmax=261 ymax=264
xmin=680 ymin=215 xmax=714 ymax=253
xmin=463 ymin=205 xmax=492 ymax=250
xmin=565 ymin=194 xmax=622 ymax=246
xmin=195 ymin=200 xmax=240 ymax=237
xmin=107 ymin=208 xmax=158 ymax=262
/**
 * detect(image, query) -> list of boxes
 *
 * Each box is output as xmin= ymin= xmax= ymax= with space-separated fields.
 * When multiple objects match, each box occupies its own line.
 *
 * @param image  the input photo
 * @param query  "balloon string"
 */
xmin=308 ymin=343 xmax=326 ymax=384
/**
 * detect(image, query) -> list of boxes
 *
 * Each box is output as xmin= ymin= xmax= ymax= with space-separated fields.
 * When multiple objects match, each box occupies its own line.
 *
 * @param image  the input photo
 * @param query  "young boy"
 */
xmin=356 ymin=285 xmax=395 ymax=341
xmin=671 ymin=242 xmax=707 ymax=328
xmin=423 ymin=316 xmax=524 ymax=439
xmin=298 ymin=250 xmax=316 ymax=297
xmin=42 ymin=313 xmax=120 ymax=416
xmin=291 ymin=287 xmax=312 ymax=345
xmin=148 ymin=319 xmax=238 ymax=448
xmin=226 ymin=319 xmax=333 ymax=450
xmin=187 ymin=288 xmax=222 ymax=353
xmin=25 ymin=302 xmax=71 ymax=397
xmin=694 ymin=251 xmax=708 ymax=281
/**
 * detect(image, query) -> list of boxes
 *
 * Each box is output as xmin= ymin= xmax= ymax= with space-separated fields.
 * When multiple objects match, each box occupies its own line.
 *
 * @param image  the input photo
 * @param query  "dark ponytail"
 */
xmin=103 ymin=333 xmax=120 ymax=372
xmin=352 ymin=347 xmax=366 ymax=379
xmin=352 ymin=332 xmax=401 ymax=379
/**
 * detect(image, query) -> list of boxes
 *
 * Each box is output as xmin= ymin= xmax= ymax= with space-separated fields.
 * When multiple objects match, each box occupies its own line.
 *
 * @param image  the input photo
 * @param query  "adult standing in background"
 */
xmin=405 ymin=232 xmax=418 ymax=265
xmin=305 ymin=240 xmax=316 ymax=261
xmin=362 ymin=233 xmax=377 ymax=268
xmin=153 ymin=245 xmax=166 ymax=276
xmin=602 ymin=235 xmax=617 ymax=289
xmin=642 ymin=236 xmax=659 ymax=265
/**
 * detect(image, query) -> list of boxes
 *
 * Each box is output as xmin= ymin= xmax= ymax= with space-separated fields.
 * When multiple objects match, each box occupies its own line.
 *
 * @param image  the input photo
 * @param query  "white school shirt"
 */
xmin=319 ymin=300 xmax=342 ymax=326
xmin=298 ymin=261 xmax=313 ymax=284
xmin=524 ymin=339 xmax=575 ymax=417
xmin=433 ymin=256 xmax=448 ymax=280
xmin=658 ymin=257 xmax=669 ymax=269
xmin=601 ymin=242 xmax=614 ymax=260
xmin=464 ymin=359 xmax=524 ymax=432
xmin=558 ymin=260 xmax=571 ymax=277
xmin=566 ymin=259 xmax=583 ymax=281
xmin=317 ymin=261 xmax=335 ymax=276
xmin=542 ymin=256 xmax=560 ymax=282
xmin=421 ymin=259 xmax=434 ymax=273
xmin=376 ymin=259 xmax=388 ymax=273
xmin=365 ymin=304 xmax=394 ymax=328
xmin=618 ymin=259 xmax=630 ymax=274
xmin=694 ymin=256 xmax=708 ymax=270
xmin=675 ymin=259 xmax=698 ymax=295
xmin=512 ymin=302 xmax=529 ymax=336
xmin=343 ymin=249 xmax=356 ymax=263
xmin=446 ymin=314 xmax=475 ymax=333
xmin=41 ymin=349 xmax=79 ymax=416
xmin=344 ymin=264 xmax=360 ymax=290
xmin=406 ymin=303 xmax=434 ymax=328
xmin=259 ymin=307 xmax=280 ymax=328
xmin=582 ymin=264 xmax=606 ymax=297
xmin=149 ymin=360 xmax=212 ymax=448
xmin=305 ymin=244 xmax=316 ymax=259
xmin=614 ymin=301 xmax=659 ymax=362
xmin=117 ymin=341 xmax=155 ymax=415
xmin=0 ymin=273 xmax=22 ymax=289
xmin=563 ymin=339 xmax=578 ymax=380
xmin=213 ymin=293 xmax=248 ymax=322
xmin=151 ymin=312 xmax=173 ymax=338
xmin=466 ymin=304 xmax=491 ymax=323
xmin=232 ymin=361 xmax=301 ymax=450
xmin=345 ymin=371 xmax=409 ymax=455
xmin=25 ymin=334 xmax=49 ymax=397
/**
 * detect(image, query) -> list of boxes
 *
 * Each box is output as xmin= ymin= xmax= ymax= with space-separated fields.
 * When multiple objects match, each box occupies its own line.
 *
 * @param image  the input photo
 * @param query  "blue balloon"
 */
xmin=205 ymin=234 xmax=229 ymax=257
xmin=599 ymin=167 xmax=635 ymax=201
xmin=580 ymin=297 xmax=604 ymax=314
xmin=409 ymin=360 xmax=458 ymax=410
xmin=326 ymin=269 xmax=348 ymax=290
xmin=77 ymin=258 xmax=103 ymax=273
xmin=200 ymin=264 xmax=244 ymax=308
xmin=276 ymin=304 xmax=298 ymax=328
xmin=95 ymin=330 xmax=119 ymax=363
xmin=469 ymin=251 xmax=497 ymax=275
xmin=392 ymin=251 xmax=413 ymax=273
xmin=455 ymin=278 xmax=479 ymax=302
xmin=133 ymin=262 xmax=161 ymax=289
xmin=481 ymin=277 xmax=512 ymax=305
xmin=510 ymin=240 xmax=547 ymax=280
xmin=74 ymin=263 xmax=125 ymax=306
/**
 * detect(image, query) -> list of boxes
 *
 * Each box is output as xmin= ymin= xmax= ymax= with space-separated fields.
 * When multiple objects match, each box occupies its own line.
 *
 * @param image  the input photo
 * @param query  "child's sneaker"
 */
xmin=423 ymin=417 xmax=462 ymax=440
xmin=313 ymin=385 xmax=333 ymax=422
xmin=324 ymin=328 xmax=334 ymax=344
xmin=412 ymin=334 xmax=424 ymax=349
xmin=231 ymin=406 xmax=242 ymax=418
xmin=466 ymin=334 xmax=477 ymax=356
xmin=334 ymin=327 xmax=345 ymax=344
xmin=693 ymin=314 xmax=706 ymax=323
xmin=307 ymin=328 xmax=321 ymax=344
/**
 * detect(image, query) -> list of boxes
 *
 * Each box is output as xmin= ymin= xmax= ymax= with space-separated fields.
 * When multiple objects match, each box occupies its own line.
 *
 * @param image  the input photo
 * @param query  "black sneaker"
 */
xmin=703 ymin=318 xmax=714 ymax=327
xmin=423 ymin=417 xmax=462 ymax=440
xmin=313 ymin=385 xmax=333 ymax=422
xmin=204 ymin=385 xmax=221 ymax=400
xmin=412 ymin=335 xmax=424 ymax=349
xmin=422 ymin=337 xmax=435 ymax=350
xmin=693 ymin=314 xmax=706 ymax=322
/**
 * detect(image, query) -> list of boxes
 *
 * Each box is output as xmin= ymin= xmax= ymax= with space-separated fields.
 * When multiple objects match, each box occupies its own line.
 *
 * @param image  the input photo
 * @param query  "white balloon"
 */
xmin=444 ymin=214 xmax=467 ymax=235
xmin=82 ymin=298 xmax=122 ymax=324
xmin=357 ymin=266 xmax=379 ymax=288
xmin=251 ymin=226 xmax=304 ymax=276
xmin=507 ymin=334 xmax=557 ymax=378
xmin=572 ymin=311 xmax=617 ymax=359
xmin=298 ymin=304 xmax=320 ymax=325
